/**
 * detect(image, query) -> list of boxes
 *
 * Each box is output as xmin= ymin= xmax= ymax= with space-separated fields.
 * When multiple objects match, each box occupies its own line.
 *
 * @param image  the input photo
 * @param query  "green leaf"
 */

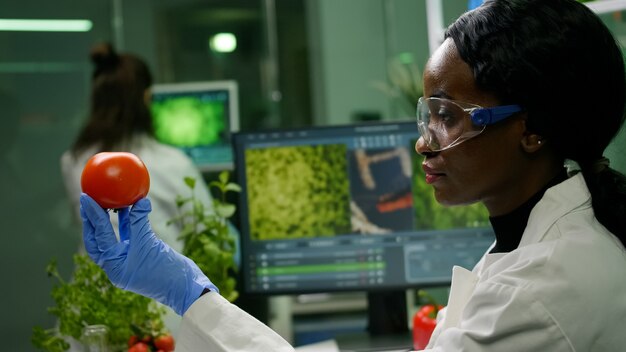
xmin=34 ymin=255 xmax=167 ymax=349
xmin=169 ymin=174 xmax=240 ymax=303
xmin=31 ymin=326 xmax=70 ymax=352
xmin=193 ymin=199 xmax=205 ymax=217
xmin=45 ymin=259 xmax=57 ymax=277
xmin=218 ymin=170 xmax=229 ymax=185
xmin=215 ymin=203 xmax=236 ymax=218
xmin=208 ymin=180 xmax=224 ymax=191
xmin=184 ymin=176 xmax=197 ymax=190
xmin=224 ymin=183 xmax=242 ymax=193
xmin=175 ymin=195 xmax=188 ymax=208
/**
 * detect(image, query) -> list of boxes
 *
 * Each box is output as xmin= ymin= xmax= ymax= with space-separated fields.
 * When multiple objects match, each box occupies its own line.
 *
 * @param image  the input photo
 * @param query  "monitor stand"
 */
xmin=335 ymin=290 xmax=413 ymax=352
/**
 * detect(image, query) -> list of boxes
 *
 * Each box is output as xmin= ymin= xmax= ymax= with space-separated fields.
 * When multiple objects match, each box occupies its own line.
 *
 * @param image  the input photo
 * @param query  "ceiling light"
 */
xmin=0 ymin=19 xmax=93 ymax=32
xmin=209 ymin=33 xmax=237 ymax=53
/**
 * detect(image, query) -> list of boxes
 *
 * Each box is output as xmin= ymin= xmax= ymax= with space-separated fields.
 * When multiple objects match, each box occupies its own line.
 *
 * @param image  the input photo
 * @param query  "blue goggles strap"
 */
xmin=470 ymin=104 xmax=522 ymax=125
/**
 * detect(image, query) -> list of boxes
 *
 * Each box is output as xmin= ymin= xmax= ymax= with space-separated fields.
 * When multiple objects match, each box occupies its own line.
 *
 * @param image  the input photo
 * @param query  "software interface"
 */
xmin=233 ymin=121 xmax=495 ymax=294
xmin=151 ymin=81 xmax=239 ymax=171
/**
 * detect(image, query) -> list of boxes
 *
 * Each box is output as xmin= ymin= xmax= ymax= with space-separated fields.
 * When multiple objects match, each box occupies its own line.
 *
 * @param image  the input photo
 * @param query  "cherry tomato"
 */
xmin=81 ymin=152 xmax=150 ymax=209
xmin=154 ymin=334 xmax=175 ymax=352
xmin=127 ymin=335 xmax=139 ymax=347
xmin=127 ymin=342 xmax=150 ymax=352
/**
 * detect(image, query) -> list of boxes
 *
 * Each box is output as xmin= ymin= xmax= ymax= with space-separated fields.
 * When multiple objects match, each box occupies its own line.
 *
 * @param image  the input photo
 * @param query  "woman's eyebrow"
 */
xmin=429 ymin=90 xmax=452 ymax=99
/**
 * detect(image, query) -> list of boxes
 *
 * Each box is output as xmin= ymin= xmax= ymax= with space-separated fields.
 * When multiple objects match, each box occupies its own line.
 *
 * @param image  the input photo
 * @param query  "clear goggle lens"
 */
xmin=416 ymin=97 xmax=522 ymax=152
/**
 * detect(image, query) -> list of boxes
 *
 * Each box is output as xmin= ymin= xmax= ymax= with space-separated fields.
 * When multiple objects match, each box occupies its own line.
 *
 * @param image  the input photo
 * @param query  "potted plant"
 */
xmin=31 ymin=255 xmax=168 ymax=352
xmin=169 ymin=171 xmax=241 ymax=303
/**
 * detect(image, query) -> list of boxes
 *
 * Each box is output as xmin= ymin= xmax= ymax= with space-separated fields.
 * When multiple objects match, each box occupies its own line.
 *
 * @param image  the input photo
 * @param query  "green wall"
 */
xmin=606 ymin=126 xmax=626 ymax=173
xmin=306 ymin=0 xmax=468 ymax=125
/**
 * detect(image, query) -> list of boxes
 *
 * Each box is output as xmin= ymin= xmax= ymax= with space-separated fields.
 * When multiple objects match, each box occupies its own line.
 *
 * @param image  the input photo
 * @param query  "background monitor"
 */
xmin=233 ymin=120 xmax=493 ymax=296
xmin=151 ymin=80 xmax=239 ymax=172
xmin=232 ymin=121 xmax=495 ymax=337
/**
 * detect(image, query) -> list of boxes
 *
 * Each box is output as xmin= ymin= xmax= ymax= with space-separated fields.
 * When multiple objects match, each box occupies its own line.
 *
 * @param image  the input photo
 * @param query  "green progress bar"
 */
xmin=257 ymin=262 xmax=385 ymax=276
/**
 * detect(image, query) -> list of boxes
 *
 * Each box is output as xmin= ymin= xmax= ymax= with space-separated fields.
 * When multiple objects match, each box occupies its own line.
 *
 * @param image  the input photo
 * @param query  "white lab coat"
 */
xmin=60 ymin=133 xmax=214 ymax=253
xmin=174 ymin=173 xmax=626 ymax=352
xmin=423 ymin=172 xmax=626 ymax=351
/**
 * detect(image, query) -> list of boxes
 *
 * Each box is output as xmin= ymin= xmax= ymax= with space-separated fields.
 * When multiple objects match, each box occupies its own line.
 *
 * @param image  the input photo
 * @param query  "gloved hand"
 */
xmin=80 ymin=193 xmax=218 ymax=316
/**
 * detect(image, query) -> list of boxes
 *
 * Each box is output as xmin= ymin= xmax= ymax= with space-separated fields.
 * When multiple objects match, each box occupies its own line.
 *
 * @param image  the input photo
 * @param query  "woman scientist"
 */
xmin=79 ymin=0 xmax=626 ymax=351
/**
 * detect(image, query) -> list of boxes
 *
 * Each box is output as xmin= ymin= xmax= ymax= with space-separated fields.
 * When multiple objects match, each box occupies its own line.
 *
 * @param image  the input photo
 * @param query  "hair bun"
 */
xmin=90 ymin=42 xmax=119 ymax=73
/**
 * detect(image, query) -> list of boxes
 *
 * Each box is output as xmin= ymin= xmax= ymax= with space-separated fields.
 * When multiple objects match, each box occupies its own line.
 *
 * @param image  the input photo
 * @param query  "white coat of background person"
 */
xmin=60 ymin=42 xmax=214 ymax=339
xmin=79 ymin=0 xmax=626 ymax=351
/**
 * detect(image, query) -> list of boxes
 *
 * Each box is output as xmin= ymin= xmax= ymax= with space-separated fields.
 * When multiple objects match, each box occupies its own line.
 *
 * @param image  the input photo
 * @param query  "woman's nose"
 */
xmin=415 ymin=136 xmax=431 ymax=156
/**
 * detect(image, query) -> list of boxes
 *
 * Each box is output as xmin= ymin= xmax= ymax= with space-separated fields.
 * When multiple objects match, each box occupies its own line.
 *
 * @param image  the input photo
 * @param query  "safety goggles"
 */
xmin=416 ymin=97 xmax=522 ymax=151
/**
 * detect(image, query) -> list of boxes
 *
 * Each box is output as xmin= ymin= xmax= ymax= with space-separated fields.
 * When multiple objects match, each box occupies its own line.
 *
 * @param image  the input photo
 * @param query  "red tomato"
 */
xmin=81 ymin=152 xmax=150 ymax=209
xmin=127 ymin=335 xmax=139 ymax=347
xmin=154 ymin=334 xmax=175 ymax=352
xmin=127 ymin=342 xmax=150 ymax=352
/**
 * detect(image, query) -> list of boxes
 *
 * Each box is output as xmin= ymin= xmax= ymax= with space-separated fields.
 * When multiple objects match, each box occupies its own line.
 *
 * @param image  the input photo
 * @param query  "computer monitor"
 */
xmin=151 ymin=80 xmax=239 ymax=172
xmin=232 ymin=120 xmax=494 ymax=335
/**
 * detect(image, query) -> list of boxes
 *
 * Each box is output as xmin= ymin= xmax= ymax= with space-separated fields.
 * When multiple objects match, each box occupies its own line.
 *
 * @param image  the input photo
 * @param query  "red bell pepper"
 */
xmin=412 ymin=291 xmax=444 ymax=350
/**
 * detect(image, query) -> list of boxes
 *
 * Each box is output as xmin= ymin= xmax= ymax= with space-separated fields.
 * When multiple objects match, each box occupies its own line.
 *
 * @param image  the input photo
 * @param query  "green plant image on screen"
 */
xmin=151 ymin=96 xmax=225 ymax=147
xmin=245 ymin=144 xmax=352 ymax=240
xmin=410 ymin=141 xmax=490 ymax=229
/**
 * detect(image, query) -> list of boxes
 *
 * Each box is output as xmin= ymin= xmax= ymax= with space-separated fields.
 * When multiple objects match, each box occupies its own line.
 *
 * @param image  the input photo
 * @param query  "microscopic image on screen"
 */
xmin=151 ymin=96 xmax=226 ymax=147
xmin=348 ymin=147 xmax=415 ymax=234
xmin=409 ymin=140 xmax=490 ymax=229
xmin=245 ymin=144 xmax=351 ymax=240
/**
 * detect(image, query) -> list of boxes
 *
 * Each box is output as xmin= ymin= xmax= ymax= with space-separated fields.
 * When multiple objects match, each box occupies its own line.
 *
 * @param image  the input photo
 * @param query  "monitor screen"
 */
xmin=233 ymin=120 xmax=494 ymax=295
xmin=151 ymin=80 xmax=239 ymax=172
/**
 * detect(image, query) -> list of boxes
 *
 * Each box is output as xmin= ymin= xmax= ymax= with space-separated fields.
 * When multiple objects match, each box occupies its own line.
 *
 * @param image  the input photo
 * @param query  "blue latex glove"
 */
xmin=80 ymin=193 xmax=218 ymax=316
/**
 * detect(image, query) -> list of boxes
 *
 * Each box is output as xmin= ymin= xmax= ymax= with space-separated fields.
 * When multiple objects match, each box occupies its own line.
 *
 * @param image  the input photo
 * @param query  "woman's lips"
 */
xmin=422 ymin=164 xmax=445 ymax=184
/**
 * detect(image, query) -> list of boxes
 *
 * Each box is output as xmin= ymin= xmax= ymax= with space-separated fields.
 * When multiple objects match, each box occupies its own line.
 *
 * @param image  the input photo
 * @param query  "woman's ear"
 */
xmin=521 ymin=132 xmax=545 ymax=153
xmin=517 ymin=116 xmax=545 ymax=153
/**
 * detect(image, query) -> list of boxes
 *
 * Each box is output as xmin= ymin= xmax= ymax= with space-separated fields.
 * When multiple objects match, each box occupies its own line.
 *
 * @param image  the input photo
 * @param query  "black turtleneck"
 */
xmin=489 ymin=171 xmax=568 ymax=254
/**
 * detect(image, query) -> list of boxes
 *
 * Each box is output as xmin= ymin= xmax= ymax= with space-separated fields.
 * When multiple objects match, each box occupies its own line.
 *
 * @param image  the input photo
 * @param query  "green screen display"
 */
xmin=151 ymin=91 xmax=228 ymax=147
xmin=245 ymin=143 xmax=352 ymax=241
